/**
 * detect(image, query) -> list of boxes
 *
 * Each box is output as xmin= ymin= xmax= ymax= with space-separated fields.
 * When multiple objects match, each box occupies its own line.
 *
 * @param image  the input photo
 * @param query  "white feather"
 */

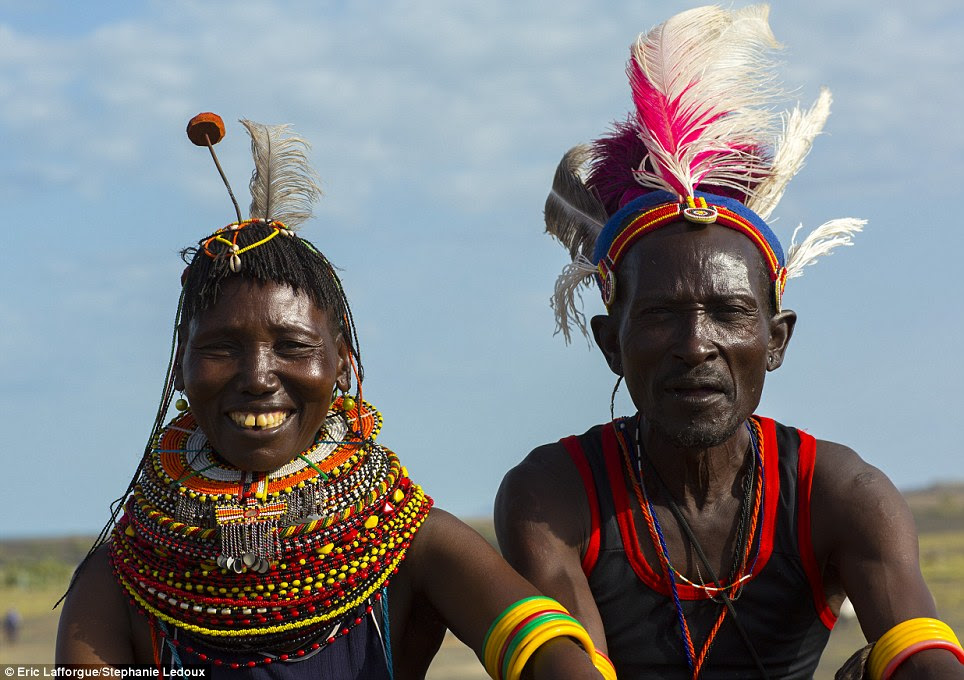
xmin=551 ymin=255 xmax=598 ymax=344
xmin=241 ymin=119 xmax=321 ymax=228
xmin=748 ymin=88 xmax=832 ymax=219
xmin=785 ymin=218 xmax=866 ymax=279
xmin=629 ymin=4 xmax=784 ymax=197
xmin=545 ymin=145 xmax=607 ymax=261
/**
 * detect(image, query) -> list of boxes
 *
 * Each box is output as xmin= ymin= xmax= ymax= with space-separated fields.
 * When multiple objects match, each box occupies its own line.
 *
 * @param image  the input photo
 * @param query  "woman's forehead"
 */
xmin=188 ymin=278 xmax=334 ymax=334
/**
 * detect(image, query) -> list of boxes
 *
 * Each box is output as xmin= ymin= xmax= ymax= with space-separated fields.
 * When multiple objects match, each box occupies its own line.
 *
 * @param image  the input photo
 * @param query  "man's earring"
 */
xmin=610 ymin=376 xmax=623 ymax=423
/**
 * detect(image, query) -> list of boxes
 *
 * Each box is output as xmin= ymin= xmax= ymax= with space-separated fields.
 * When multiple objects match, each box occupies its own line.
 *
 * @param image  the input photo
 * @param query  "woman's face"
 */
xmin=174 ymin=278 xmax=349 ymax=472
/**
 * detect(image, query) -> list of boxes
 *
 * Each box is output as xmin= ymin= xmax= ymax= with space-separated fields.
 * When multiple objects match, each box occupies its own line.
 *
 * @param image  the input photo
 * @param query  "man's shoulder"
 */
xmin=804 ymin=434 xmax=911 ymax=551
xmin=521 ymin=422 xmax=607 ymax=469
xmin=756 ymin=416 xmax=890 ymax=513
xmin=759 ymin=417 xmax=865 ymax=478
xmin=810 ymin=437 xmax=877 ymax=493
xmin=495 ymin=426 xmax=604 ymax=530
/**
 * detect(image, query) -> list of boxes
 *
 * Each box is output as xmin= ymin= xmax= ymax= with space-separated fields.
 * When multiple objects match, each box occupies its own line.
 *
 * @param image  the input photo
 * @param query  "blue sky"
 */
xmin=1 ymin=0 xmax=962 ymax=537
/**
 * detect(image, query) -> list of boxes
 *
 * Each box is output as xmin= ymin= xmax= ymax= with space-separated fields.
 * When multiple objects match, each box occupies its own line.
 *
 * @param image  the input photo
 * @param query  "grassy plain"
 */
xmin=1 ymin=484 xmax=961 ymax=679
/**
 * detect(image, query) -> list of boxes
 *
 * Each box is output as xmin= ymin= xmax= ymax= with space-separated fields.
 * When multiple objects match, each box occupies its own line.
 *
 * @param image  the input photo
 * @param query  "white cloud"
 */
xmin=2 ymin=0 xmax=964 ymax=535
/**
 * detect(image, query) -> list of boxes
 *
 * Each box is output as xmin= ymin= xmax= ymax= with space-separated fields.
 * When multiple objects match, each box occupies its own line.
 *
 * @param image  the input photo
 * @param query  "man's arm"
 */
xmin=494 ymin=443 xmax=608 ymax=652
xmin=813 ymin=441 xmax=964 ymax=679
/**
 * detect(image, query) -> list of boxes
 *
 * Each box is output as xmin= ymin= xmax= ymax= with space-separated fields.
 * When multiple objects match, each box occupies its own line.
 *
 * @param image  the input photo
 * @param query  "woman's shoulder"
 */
xmin=56 ymin=542 xmax=152 ymax=664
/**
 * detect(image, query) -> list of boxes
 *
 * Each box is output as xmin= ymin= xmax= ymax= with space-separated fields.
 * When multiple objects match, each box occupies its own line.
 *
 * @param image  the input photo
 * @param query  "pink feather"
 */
xmin=620 ymin=5 xmax=782 ymax=200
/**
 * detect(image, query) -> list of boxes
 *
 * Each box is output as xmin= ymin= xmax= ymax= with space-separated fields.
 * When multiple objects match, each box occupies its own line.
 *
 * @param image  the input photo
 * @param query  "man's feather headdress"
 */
xmin=546 ymin=5 xmax=865 ymax=342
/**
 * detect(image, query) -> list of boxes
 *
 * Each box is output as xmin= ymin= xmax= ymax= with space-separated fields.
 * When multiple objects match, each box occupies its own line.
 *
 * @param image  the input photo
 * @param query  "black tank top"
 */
xmin=562 ymin=417 xmax=834 ymax=680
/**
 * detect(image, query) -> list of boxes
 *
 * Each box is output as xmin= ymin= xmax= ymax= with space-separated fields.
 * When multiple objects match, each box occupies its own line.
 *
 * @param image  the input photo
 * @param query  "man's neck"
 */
xmin=636 ymin=417 xmax=750 ymax=510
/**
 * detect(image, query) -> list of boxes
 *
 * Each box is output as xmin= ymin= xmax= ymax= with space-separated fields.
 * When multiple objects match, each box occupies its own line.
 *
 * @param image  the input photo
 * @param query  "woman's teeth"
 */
xmin=230 ymin=411 xmax=288 ymax=429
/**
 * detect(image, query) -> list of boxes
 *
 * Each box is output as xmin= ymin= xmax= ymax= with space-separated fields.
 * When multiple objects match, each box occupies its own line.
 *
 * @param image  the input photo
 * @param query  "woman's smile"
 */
xmin=175 ymin=278 xmax=349 ymax=472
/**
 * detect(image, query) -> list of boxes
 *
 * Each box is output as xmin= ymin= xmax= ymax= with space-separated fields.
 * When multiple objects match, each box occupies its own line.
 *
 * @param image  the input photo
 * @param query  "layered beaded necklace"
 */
xmin=109 ymin=397 xmax=432 ymax=665
xmin=613 ymin=416 xmax=765 ymax=679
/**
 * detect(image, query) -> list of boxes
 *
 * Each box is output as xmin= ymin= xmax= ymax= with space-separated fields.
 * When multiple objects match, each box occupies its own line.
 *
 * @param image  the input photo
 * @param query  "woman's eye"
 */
xmin=197 ymin=342 xmax=236 ymax=356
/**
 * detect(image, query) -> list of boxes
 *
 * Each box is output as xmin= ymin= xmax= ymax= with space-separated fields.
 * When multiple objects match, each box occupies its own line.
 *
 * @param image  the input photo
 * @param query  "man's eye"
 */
xmin=637 ymin=307 xmax=673 ymax=317
xmin=714 ymin=306 xmax=754 ymax=321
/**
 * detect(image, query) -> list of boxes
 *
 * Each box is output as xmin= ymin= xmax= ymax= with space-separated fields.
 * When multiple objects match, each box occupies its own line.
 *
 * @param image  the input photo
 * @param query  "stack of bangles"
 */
xmin=867 ymin=617 xmax=964 ymax=680
xmin=481 ymin=596 xmax=617 ymax=680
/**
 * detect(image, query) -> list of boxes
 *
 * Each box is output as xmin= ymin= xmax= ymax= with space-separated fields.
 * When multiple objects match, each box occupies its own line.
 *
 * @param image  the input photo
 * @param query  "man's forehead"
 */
xmin=617 ymin=223 xmax=770 ymax=297
xmin=624 ymin=222 xmax=768 ymax=268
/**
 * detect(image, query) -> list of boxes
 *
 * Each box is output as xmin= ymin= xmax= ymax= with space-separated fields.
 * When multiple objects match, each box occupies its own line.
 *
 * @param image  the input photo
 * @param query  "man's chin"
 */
xmin=650 ymin=413 xmax=744 ymax=450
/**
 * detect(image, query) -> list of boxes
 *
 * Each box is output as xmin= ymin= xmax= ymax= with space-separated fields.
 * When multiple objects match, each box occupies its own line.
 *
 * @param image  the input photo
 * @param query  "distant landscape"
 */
xmin=2 ymin=483 xmax=962 ymax=680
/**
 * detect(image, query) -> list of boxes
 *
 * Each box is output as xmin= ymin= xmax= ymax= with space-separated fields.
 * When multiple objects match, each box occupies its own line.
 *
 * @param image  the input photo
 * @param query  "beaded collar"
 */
xmin=109 ymin=398 xmax=432 ymax=656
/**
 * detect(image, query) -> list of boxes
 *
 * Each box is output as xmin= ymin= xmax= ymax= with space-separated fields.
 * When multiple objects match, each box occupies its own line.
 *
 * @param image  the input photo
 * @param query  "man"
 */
xmin=495 ymin=6 xmax=964 ymax=680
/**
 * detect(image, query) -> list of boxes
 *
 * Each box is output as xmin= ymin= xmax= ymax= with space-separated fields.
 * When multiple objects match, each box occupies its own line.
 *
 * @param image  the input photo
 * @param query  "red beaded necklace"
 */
xmin=109 ymin=398 xmax=432 ymax=664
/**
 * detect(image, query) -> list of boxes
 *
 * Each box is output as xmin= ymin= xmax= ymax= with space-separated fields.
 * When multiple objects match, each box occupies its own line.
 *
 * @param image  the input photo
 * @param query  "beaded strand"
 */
xmin=614 ymin=416 xmax=765 ymax=679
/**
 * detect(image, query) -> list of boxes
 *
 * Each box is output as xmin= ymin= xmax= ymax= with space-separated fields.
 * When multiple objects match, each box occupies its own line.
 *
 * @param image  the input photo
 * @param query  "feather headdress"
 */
xmin=546 ymin=4 xmax=865 ymax=341
xmin=242 ymin=119 xmax=321 ymax=229
xmin=186 ymin=114 xmax=323 ymax=273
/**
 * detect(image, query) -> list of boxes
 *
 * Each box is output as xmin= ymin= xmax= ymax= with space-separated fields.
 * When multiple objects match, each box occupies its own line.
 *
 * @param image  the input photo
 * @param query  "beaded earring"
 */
xmin=341 ymin=391 xmax=357 ymax=413
xmin=175 ymin=394 xmax=189 ymax=412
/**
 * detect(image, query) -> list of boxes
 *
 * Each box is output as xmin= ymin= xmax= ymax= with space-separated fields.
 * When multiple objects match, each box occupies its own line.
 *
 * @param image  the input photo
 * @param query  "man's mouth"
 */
xmin=664 ymin=377 xmax=729 ymax=401
xmin=228 ymin=411 xmax=290 ymax=430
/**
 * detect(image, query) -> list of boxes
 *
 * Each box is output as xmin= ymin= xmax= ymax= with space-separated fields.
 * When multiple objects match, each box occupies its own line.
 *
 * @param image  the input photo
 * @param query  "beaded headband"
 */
xmin=593 ymin=191 xmax=787 ymax=310
xmin=200 ymin=218 xmax=296 ymax=273
xmin=544 ymin=5 xmax=866 ymax=342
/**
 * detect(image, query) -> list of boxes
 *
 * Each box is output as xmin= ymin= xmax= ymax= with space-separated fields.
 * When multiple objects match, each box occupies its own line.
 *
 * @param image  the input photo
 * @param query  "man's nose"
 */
xmin=672 ymin=311 xmax=720 ymax=366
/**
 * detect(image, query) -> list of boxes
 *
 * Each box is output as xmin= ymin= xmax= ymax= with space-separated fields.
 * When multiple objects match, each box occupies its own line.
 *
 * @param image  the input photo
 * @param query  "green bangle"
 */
xmin=482 ymin=596 xmax=554 ymax=655
xmin=501 ymin=613 xmax=578 ymax=680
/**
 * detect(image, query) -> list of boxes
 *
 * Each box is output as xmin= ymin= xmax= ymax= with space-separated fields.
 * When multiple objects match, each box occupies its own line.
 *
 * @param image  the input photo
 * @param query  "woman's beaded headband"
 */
xmin=184 ymin=112 xmax=321 ymax=277
xmin=200 ymin=218 xmax=296 ymax=273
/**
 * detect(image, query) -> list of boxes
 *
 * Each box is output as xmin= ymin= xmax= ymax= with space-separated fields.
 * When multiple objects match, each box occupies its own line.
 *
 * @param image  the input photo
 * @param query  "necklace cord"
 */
xmin=636 ymin=419 xmax=770 ymax=680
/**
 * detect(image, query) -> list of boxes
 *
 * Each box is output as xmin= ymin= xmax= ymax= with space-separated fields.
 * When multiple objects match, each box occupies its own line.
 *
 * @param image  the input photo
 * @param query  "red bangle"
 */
xmin=881 ymin=639 xmax=964 ymax=679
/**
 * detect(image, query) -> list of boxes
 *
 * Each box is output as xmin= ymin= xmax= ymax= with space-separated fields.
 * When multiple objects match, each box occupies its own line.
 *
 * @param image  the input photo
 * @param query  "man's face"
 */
xmin=174 ymin=278 xmax=349 ymax=472
xmin=592 ymin=222 xmax=795 ymax=448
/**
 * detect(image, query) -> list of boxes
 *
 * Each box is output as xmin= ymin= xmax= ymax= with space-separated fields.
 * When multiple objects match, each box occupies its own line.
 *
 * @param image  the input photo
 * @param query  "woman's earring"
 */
xmin=341 ymin=391 xmax=357 ymax=413
xmin=335 ymin=384 xmax=356 ymax=412
xmin=175 ymin=393 xmax=189 ymax=412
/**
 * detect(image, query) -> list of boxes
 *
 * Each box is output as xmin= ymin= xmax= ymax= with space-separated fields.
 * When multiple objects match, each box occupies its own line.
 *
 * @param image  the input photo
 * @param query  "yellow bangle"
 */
xmin=871 ymin=620 xmax=959 ymax=671
xmin=593 ymin=651 xmax=618 ymax=680
xmin=482 ymin=597 xmax=568 ymax=677
xmin=875 ymin=622 xmax=955 ymax=662
xmin=867 ymin=618 xmax=963 ymax=680
xmin=505 ymin=621 xmax=596 ymax=680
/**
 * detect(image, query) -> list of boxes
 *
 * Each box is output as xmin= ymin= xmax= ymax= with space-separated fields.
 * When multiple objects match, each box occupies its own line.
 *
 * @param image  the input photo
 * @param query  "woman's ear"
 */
xmin=335 ymin=333 xmax=351 ymax=393
xmin=173 ymin=337 xmax=186 ymax=390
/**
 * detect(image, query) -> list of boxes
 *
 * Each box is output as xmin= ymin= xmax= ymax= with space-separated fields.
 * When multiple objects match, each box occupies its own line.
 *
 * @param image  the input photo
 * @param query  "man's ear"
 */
xmin=766 ymin=308 xmax=796 ymax=371
xmin=335 ymin=333 xmax=351 ymax=393
xmin=590 ymin=314 xmax=623 ymax=377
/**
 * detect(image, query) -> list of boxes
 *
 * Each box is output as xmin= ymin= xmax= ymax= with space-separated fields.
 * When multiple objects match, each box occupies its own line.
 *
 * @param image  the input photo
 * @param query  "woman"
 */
xmin=55 ymin=114 xmax=613 ymax=680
